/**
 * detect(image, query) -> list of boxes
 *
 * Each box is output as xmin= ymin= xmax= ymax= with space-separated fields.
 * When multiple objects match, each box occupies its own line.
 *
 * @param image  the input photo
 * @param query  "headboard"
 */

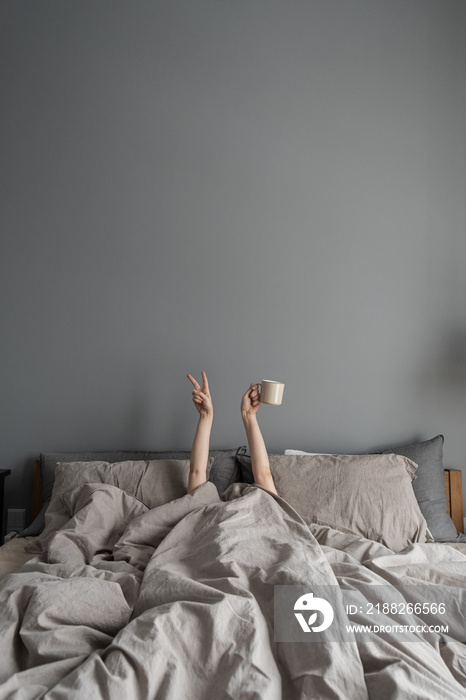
xmin=444 ymin=468 xmax=464 ymax=533
xmin=30 ymin=460 xmax=465 ymax=534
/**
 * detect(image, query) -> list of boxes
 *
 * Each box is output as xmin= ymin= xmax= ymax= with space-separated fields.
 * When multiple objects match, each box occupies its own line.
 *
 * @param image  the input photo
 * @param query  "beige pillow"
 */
xmin=27 ymin=458 xmax=213 ymax=554
xmin=268 ymin=453 xmax=431 ymax=551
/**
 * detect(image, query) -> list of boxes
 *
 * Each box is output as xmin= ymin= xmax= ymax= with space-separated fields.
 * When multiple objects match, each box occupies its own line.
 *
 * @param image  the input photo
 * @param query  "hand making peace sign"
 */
xmin=187 ymin=371 xmax=213 ymax=420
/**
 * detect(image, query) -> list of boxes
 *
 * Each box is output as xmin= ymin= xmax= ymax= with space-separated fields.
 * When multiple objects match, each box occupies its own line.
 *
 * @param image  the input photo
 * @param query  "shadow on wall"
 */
xmin=439 ymin=328 xmax=466 ymax=387
xmin=419 ymin=326 xmax=466 ymax=392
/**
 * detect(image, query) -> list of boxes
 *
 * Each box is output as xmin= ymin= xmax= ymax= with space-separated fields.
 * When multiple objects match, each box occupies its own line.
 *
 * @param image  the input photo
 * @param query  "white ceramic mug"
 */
xmin=257 ymin=380 xmax=285 ymax=406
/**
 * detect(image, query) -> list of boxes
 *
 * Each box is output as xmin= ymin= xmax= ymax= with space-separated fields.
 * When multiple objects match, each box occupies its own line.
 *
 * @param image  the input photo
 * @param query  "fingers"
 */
xmin=188 ymin=372 xmax=210 ymax=395
xmin=250 ymin=395 xmax=260 ymax=407
xmin=201 ymin=370 xmax=209 ymax=394
xmin=187 ymin=374 xmax=201 ymax=390
xmin=249 ymin=384 xmax=260 ymax=399
xmin=192 ymin=389 xmax=208 ymax=404
xmin=241 ymin=383 xmax=261 ymax=413
xmin=249 ymin=383 xmax=260 ymax=407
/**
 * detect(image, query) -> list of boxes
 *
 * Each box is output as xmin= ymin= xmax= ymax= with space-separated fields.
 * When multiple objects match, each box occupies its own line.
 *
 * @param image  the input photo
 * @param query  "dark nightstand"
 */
xmin=0 ymin=470 xmax=11 ymax=543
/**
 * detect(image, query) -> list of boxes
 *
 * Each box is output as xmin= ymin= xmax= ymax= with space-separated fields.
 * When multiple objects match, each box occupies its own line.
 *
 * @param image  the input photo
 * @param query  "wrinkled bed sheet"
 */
xmin=0 ymin=537 xmax=36 ymax=582
xmin=0 ymin=482 xmax=465 ymax=699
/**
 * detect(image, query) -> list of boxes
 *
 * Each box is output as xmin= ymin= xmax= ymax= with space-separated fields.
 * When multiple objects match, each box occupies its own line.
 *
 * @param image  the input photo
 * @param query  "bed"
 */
xmin=0 ymin=436 xmax=465 ymax=699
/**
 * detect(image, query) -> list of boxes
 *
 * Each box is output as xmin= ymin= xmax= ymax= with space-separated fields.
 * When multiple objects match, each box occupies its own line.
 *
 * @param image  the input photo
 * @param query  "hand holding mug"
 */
xmin=241 ymin=383 xmax=261 ymax=418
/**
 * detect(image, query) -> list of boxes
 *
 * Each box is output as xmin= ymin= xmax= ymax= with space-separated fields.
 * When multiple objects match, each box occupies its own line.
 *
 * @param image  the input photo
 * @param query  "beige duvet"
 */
xmin=0 ymin=536 xmax=35 ymax=581
xmin=0 ymin=483 xmax=465 ymax=699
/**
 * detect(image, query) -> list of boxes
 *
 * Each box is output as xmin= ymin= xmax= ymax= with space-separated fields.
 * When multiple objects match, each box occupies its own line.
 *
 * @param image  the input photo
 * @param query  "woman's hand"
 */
xmin=241 ymin=383 xmax=261 ymax=419
xmin=187 ymin=371 xmax=213 ymax=420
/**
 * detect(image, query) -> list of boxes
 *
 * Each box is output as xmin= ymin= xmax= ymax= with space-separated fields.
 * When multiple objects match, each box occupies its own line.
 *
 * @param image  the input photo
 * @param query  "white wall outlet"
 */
xmin=6 ymin=508 xmax=26 ymax=531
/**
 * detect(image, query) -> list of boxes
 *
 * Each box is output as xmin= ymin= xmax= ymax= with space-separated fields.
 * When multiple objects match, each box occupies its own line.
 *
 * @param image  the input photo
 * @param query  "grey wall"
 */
xmin=2 ymin=0 xmax=466 ymax=521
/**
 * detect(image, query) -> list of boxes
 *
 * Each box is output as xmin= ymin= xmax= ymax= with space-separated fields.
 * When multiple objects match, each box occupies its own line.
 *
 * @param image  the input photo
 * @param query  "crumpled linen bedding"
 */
xmin=0 ymin=482 xmax=465 ymax=699
xmin=0 ymin=536 xmax=36 ymax=582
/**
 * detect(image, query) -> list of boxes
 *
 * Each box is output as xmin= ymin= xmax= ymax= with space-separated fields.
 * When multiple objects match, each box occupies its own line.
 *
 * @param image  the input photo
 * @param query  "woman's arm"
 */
xmin=187 ymin=371 xmax=213 ymax=493
xmin=241 ymin=384 xmax=277 ymax=495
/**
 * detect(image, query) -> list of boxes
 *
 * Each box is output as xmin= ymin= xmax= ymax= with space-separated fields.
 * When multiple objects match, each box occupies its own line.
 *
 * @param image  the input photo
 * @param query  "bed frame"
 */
xmin=444 ymin=469 xmax=464 ymax=533
xmin=29 ymin=461 xmax=465 ymax=534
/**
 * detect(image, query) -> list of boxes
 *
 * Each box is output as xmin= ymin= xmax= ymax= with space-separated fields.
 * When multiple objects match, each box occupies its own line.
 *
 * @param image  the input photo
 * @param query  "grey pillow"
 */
xmin=239 ymin=452 xmax=430 ymax=551
xmin=374 ymin=435 xmax=466 ymax=544
xmin=239 ymin=436 xmax=466 ymax=544
xmin=26 ymin=458 xmax=214 ymax=554
xmin=22 ymin=448 xmax=242 ymax=537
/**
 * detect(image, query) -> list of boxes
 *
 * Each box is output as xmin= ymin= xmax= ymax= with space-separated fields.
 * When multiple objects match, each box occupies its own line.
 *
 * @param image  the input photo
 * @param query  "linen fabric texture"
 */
xmin=25 ymin=457 xmax=214 ymax=554
xmin=237 ymin=451 xmax=432 ymax=551
xmin=3 ymin=482 xmax=466 ymax=697
xmin=374 ymin=434 xmax=466 ymax=543
xmin=258 ymin=435 xmax=466 ymax=544
xmin=21 ymin=448 xmax=241 ymax=537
